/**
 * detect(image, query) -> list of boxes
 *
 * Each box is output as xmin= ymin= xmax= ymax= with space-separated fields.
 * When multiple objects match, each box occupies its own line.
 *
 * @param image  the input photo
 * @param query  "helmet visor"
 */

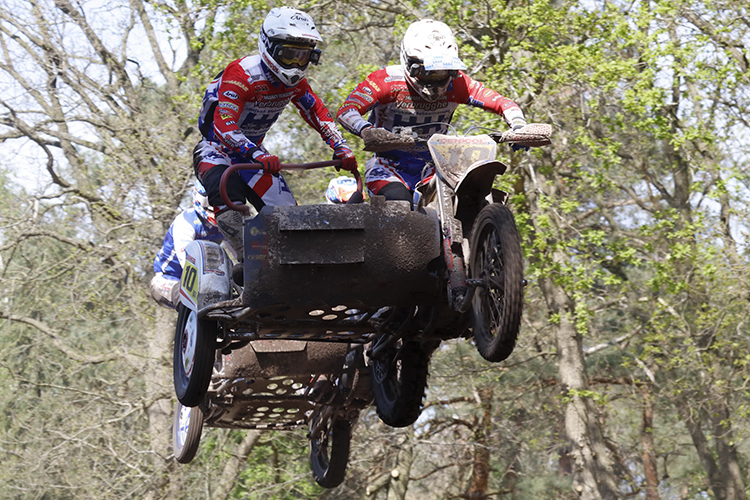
xmin=272 ymin=43 xmax=321 ymax=68
xmin=406 ymin=62 xmax=458 ymax=84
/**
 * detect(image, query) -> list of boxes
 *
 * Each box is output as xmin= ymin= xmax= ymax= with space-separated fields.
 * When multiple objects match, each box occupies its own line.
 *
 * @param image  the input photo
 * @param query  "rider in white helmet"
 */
xmin=194 ymin=7 xmax=357 ymax=263
xmin=258 ymin=7 xmax=323 ymax=87
xmin=325 ymin=176 xmax=365 ymax=204
xmin=337 ymin=19 xmax=527 ymax=207
xmin=150 ymin=181 xmax=223 ymax=308
xmin=400 ymin=19 xmax=466 ymax=102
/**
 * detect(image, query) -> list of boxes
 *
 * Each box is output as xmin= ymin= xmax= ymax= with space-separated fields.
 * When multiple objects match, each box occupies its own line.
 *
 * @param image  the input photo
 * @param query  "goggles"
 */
xmin=272 ymin=43 xmax=321 ymax=68
xmin=406 ymin=61 xmax=459 ymax=83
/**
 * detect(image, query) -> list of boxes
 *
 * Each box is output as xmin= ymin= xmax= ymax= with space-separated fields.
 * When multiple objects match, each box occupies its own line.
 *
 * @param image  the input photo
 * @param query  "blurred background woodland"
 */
xmin=0 ymin=0 xmax=749 ymax=498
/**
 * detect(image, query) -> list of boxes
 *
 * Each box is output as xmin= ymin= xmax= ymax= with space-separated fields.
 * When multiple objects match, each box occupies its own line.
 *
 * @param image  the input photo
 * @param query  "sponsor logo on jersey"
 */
xmin=347 ymin=97 xmax=369 ymax=108
xmin=352 ymin=91 xmax=374 ymax=103
xmin=222 ymin=90 xmax=239 ymax=100
xmin=261 ymin=91 xmax=295 ymax=100
xmin=220 ymin=114 xmax=233 ymax=121
xmin=224 ymin=80 xmax=249 ymax=91
xmin=365 ymin=78 xmax=381 ymax=92
xmin=298 ymin=91 xmax=315 ymax=109
xmin=362 ymin=86 xmax=373 ymax=95
xmin=218 ymin=102 xmax=239 ymax=112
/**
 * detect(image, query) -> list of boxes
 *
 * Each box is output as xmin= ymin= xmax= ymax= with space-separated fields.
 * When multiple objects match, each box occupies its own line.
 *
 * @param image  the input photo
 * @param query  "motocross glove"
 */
xmin=510 ymin=120 xmax=530 ymax=152
xmin=254 ymin=152 xmax=281 ymax=174
xmin=333 ymin=143 xmax=358 ymax=172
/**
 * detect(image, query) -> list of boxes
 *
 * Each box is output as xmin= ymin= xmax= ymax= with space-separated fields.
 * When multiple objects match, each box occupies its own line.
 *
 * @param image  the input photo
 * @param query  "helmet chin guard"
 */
xmin=400 ymin=19 xmax=466 ymax=101
xmin=258 ymin=7 xmax=323 ymax=86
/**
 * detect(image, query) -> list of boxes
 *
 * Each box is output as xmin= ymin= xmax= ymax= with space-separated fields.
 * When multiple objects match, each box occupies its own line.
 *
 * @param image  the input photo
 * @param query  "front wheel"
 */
xmin=309 ymin=416 xmax=353 ymax=488
xmin=369 ymin=341 xmax=429 ymax=428
xmin=469 ymin=204 xmax=524 ymax=362
xmin=173 ymin=400 xmax=204 ymax=464
xmin=173 ymin=304 xmax=216 ymax=407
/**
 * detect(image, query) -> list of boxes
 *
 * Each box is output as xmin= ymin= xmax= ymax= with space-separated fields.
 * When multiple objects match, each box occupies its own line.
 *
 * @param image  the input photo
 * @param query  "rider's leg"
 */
xmin=377 ymin=182 xmax=414 ymax=207
xmin=150 ymin=273 xmax=180 ymax=309
xmin=198 ymin=160 xmax=263 ymax=261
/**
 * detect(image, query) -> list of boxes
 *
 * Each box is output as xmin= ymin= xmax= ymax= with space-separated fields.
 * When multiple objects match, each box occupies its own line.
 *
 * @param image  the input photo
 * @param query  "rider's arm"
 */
xmin=336 ymin=69 xmax=390 ymax=136
xmin=210 ymin=59 xmax=263 ymax=156
xmin=291 ymin=81 xmax=349 ymax=148
xmin=171 ymin=211 xmax=200 ymax=271
xmin=451 ymin=73 xmax=527 ymax=129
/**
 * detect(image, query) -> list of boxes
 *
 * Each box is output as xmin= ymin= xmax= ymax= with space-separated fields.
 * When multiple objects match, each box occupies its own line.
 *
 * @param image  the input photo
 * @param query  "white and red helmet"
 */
xmin=400 ymin=19 xmax=466 ymax=101
xmin=193 ymin=181 xmax=216 ymax=227
xmin=325 ymin=176 xmax=363 ymax=204
xmin=258 ymin=7 xmax=323 ymax=87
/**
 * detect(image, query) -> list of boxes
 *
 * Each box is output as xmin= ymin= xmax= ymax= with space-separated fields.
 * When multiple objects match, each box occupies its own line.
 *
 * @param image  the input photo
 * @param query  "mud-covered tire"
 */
xmin=173 ymin=304 xmax=216 ymax=407
xmin=309 ymin=417 xmax=353 ymax=488
xmin=173 ymin=400 xmax=204 ymax=464
xmin=469 ymin=204 xmax=524 ymax=362
xmin=370 ymin=341 xmax=429 ymax=428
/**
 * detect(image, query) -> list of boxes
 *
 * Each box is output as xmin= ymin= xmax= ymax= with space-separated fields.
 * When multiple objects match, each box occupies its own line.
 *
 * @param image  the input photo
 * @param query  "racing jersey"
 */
xmin=153 ymin=208 xmax=223 ymax=279
xmin=337 ymin=65 xmax=525 ymax=168
xmin=198 ymin=55 xmax=346 ymax=157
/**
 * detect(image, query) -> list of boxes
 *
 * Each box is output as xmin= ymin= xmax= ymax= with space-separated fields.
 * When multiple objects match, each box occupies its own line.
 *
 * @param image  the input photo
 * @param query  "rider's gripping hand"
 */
xmin=510 ymin=120 xmax=530 ymax=152
xmin=333 ymin=143 xmax=358 ymax=172
xmin=255 ymin=152 xmax=281 ymax=174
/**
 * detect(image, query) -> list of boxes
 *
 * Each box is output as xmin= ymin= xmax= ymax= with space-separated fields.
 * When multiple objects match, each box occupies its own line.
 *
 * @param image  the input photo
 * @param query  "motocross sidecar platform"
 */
xmin=200 ymin=339 xmax=370 ymax=431
xmin=200 ymin=196 xmax=443 ymax=343
xmin=174 ymin=337 xmax=372 ymax=489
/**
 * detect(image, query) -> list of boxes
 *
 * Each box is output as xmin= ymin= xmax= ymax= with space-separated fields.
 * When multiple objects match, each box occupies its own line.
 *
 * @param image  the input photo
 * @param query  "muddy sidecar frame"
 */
xmin=200 ymin=162 xmax=444 ymax=344
xmin=173 ymin=161 xmax=447 ymax=487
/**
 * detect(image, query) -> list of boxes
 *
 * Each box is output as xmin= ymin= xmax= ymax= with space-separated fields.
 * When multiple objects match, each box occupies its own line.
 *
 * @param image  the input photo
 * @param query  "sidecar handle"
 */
xmin=219 ymin=160 xmax=363 ymax=215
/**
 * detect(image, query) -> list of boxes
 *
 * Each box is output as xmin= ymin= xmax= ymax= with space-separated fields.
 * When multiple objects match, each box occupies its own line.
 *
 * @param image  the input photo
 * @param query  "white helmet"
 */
xmin=258 ymin=7 xmax=323 ymax=87
xmin=400 ymin=19 xmax=466 ymax=101
xmin=193 ymin=181 xmax=216 ymax=227
xmin=325 ymin=176 xmax=362 ymax=204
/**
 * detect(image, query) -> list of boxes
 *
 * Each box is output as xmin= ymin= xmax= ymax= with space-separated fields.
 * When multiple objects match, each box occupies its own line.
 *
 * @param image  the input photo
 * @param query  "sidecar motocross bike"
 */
xmin=171 ymin=124 xmax=551 ymax=486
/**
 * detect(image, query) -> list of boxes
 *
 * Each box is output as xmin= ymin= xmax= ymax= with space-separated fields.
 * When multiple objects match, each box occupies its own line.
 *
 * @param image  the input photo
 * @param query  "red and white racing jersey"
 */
xmin=198 ymin=55 xmax=345 ymax=156
xmin=337 ymin=65 xmax=525 ymax=146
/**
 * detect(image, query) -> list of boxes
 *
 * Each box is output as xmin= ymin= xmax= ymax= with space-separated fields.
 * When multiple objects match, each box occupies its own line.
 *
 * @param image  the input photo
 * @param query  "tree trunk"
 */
xmin=539 ymin=274 xmax=620 ymax=500
xmin=640 ymin=384 xmax=659 ymax=500
xmin=712 ymin=403 xmax=747 ymax=500
xmin=214 ymin=430 xmax=262 ymax=500
xmin=145 ymin=306 xmax=179 ymax=499
xmin=466 ymin=386 xmax=493 ymax=499
xmin=678 ymin=399 xmax=724 ymax=500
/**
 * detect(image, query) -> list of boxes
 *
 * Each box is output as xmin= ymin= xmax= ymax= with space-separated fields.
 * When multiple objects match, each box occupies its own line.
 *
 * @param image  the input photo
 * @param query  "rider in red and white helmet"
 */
xmin=399 ymin=19 xmax=466 ymax=102
xmin=193 ymin=7 xmax=357 ymax=262
xmin=258 ymin=7 xmax=323 ymax=87
xmin=337 ymin=19 xmax=528 ymax=207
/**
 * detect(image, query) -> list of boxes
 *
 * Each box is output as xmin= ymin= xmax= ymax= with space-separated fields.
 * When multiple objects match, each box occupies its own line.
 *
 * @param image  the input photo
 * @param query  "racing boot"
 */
xmin=216 ymin=208 xmax=246 ymax=261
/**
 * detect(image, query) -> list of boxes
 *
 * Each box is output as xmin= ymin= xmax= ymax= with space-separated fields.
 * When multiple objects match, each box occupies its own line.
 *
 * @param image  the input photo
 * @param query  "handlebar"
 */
xmin=219 ymin=160 xmax=363 ymax=215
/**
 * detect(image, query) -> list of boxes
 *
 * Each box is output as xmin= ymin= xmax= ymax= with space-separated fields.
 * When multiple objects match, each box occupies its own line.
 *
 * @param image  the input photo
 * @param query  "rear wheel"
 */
xmin=173 ymin=304 xmax=216 ymax=407
xmin=469 ymin=204 xmax=524 ymax=362
xmin=173 ymin=400 xmax=204 ymax=464
xmin=309 ymin=416 xmax=353 ymax=488
xmin=370 ymin=341 xmax=429 ymax=428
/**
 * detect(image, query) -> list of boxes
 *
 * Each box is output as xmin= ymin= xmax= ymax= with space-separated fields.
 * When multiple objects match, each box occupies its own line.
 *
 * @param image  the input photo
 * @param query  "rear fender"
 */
xmin=179 ymin=240 xmax=232 ymax=311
